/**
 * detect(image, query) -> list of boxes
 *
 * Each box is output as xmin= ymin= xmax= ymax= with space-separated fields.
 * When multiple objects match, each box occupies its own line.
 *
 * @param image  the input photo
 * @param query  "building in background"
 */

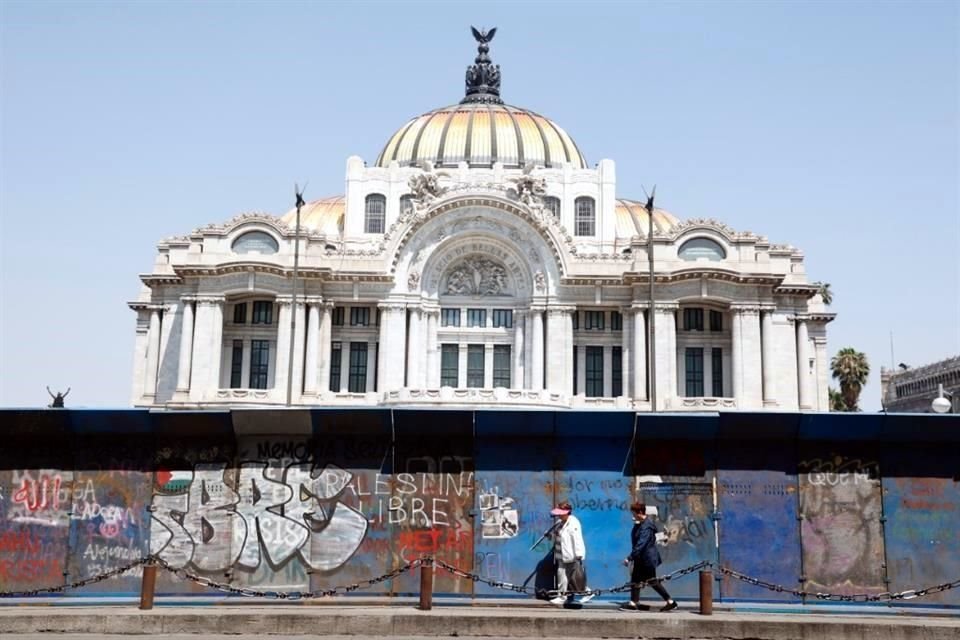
xmin=129 ymin=30 xmax=833 ymax=411
xmin=881 ymin=356 xmax=960 ymax=413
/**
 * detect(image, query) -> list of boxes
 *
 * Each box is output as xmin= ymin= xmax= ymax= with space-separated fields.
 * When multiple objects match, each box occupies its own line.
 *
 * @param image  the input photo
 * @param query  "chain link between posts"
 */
xmin=1 ymin=554 xmax=958 ymax=604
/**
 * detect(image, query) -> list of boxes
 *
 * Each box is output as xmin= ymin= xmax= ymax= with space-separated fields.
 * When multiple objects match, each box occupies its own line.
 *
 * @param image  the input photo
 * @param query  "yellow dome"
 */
xmin=279 ymin=196 xmax=344 ymax=236
xmin=376 ymin=103 xmax=587 ymax=170
xmin=615 ymin=199 xmax=680 ymax=237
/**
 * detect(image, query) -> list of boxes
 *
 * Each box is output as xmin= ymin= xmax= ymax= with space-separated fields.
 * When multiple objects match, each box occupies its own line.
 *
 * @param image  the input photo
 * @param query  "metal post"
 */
xmin=699 ymin=569 xmax=713 ymax=615
xmin=645 ymin=188 xmax=657 ymax=412
xmin=139 ymin=561 xmax=158 ymax=610
xmin=418 ymin=558 xmax=434 ymax=610
xmin=286 ymin=187 xmax=305 ymax=406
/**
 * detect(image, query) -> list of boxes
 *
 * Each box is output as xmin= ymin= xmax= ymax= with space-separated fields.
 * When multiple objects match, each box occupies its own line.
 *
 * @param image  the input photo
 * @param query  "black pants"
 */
xmin=630 ymin=564 xmax=672 ymax=603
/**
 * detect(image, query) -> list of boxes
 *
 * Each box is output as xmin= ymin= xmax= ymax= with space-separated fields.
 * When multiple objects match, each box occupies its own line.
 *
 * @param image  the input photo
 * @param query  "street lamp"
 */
xmin=931 ymin=384 xmax=955 ymax=414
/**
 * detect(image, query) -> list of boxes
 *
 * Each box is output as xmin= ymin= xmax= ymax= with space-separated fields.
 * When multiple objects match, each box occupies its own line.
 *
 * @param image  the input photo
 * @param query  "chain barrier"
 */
xmin=2 ymin=554 xmax=958 ymax=604
xmin=151 ymin=555 xmax=424 ymax=600
xmin=0 ymin=556 xmax=152 ymax=598
xmin=432 ymin=558 xmax=710 ymax=599
xmin=715 ymin=565 xmax=960 ymax=603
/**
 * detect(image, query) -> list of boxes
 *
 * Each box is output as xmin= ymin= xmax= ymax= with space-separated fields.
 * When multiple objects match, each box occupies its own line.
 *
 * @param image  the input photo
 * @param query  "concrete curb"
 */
xmin=0 ymin=607 xmax=958 ymax=639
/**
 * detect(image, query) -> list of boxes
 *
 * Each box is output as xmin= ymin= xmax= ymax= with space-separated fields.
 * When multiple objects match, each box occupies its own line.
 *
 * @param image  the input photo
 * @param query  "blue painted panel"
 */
xmin=716 ymin=442 xmax=801 ymax=602
xmin=554 ymin=418 xmax=634 ymax=599
xmin=474 ymin=411 xmax=555 ymax=597
xmin=798 ymin=414 xmax=883 ymax=441
xmin=633 ymin=438 xmax=716 ymax=599
xmin=881 ymin=443 xmax=960 ymax=606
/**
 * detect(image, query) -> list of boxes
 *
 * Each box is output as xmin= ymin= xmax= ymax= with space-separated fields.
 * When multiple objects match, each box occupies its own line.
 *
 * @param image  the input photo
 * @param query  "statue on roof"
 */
xmin=47 ymin=386 xmax=70 ymax=408
xmin=463 ymin=26 xmax=503 ymax=105
xmin=407 ymin=160 xmax=450 ymax=210
xmin=510 ymin=162 xmax=547 ymax=208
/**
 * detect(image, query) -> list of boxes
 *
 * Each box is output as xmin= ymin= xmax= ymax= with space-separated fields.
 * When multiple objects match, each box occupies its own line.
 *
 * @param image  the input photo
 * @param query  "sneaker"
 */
xmin=660 ymin=600 xmax=678 ymax=612
xmin=579 ymin=591 xmax=596 ymax=604
xmin=618 ymin=601 xmax=638 ymax=611
xmin=549 ymin=596 xmax=567 ymax=606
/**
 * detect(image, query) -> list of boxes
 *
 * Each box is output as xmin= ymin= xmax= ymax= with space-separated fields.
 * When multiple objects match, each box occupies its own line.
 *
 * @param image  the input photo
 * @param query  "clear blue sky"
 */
xmin=1 ymin=1 xmax=957 ymax=410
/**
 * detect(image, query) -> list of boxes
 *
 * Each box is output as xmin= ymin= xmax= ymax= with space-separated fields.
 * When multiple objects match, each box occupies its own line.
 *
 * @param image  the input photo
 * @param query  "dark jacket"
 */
xmin=629 ymin=518 xmax=662 ymax=570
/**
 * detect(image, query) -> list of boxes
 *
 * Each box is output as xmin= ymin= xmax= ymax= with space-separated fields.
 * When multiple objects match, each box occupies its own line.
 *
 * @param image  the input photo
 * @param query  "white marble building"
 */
xmin=129 ymin=30 xmax=833 ymax=411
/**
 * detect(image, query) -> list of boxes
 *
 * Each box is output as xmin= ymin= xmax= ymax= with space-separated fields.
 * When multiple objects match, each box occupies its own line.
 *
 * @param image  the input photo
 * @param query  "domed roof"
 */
xmin=375 ymin=27 xmax=586 ymax=171
xmin=376 ymin=103 xmax=586 ymax=170
xmin=278 ymin=196 xmax=344 ymax=236
xmin=615 ymin=199 xmax=680 ymax=237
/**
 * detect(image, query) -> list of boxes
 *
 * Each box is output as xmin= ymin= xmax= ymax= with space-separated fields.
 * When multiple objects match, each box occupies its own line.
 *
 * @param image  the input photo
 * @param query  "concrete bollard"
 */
xmin=418 ymin=558 xmax=433 ymax=610
xmin=139 ymin=562 xmax=158 ymax=610
xmin=699 ymin=569 xmax=713 ymax=615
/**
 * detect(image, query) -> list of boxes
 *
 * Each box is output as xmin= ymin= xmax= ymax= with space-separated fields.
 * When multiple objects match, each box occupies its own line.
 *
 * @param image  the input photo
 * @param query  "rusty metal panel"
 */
xmin=633 ymin=415 xmax=717 ymax=600
xmin=391 ymin=410 xmax=475 ymax=596
xmin=554 ymin=412 xmax=635 ymax=598
xmin=473 ymin=411 xmax=555 ymax=597
xmin=798 ymin=439 xmax=885 ymax=598
xmin=881 ymin=433 xmax=960 ymax=607
xmin=716 ymin=413 xmax=800 ymax=602
xmin=66 ymin=411 xmax=153 ymax=597
xmin=0 ymin=411 xmax=74 ymax=597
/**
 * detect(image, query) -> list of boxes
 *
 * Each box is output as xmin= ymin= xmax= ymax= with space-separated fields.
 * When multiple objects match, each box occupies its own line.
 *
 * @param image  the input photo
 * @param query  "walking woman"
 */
xmin=620 ymin=502 xmax=677 ymax=612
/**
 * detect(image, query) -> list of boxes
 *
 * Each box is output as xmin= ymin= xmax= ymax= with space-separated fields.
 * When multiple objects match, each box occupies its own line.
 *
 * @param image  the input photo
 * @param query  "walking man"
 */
xmin=548 ymin=501 xmax=594 ymax=605
xmin=620 ymin=502 xmax=677 ymax=612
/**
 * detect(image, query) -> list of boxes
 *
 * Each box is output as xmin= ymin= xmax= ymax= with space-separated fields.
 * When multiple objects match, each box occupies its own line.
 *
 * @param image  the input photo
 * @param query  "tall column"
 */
xmin=407 ymin=307 xmax=423 ymax=388
xmin=531 ymin=308 xmax=544 ymax=390
xmin=633 ymin=307 xmax=647 ymax=401
xmin=458 ymin=343 xmax=468 ymax=387
xmin=377 ymin=304 xmax=390 ymax=391
xmin=291 ymin=302 xmax=306 ymax=398
xmin=512 ymin=310 xmax=525 ymax=389
xmin=144 ymin=307 xmax=162 ymax=397
xmin=339 ymin=340 xmax=350 ymax=393
xmin=576 ymin=346 xmax=586 ymax=395
xmin=377 ymin=304 xmax=407 ymax=391
xmin=731 ymin=308 xmax=743 ymax=403
xmin=426 ymin=309 xmax=440 ymax=388
xmin=318 ymin=303 xmax=333 ymax=394
xmin=814 ymin=336 xmax=828 ymax=411
xmin=366 ymin=341 xmax=377 ymax=392
xmin=653 ymin=305 xmax=677 ymax=409
xmin=303 ymin=300 xmax=321 ymax=395
xmin=621 ymin=309 xmax=631 ymax=397
xmin=796 ymin=318 xmax=812 ymax=409
xmin=545 ymin=307 xmax=573 ymax=394
xmin=761 ymin=310 xmax=775 ymax=405
xmin=209 ymin=299 xmax=224 ymax=389
xmin=188 ymin=296 xmax=224 ymax=401
xmin=274 ymin=299 xmax=292 ymax=398
xmin=603 ymin=346 xmax=613 ymax=397
xmin=484 ymin=343 xmax=495 ymax=388
xmin=175 ymin=299 xmax=195 ymax=393
xmin=563 ymin=308 xmax=574 ymax=395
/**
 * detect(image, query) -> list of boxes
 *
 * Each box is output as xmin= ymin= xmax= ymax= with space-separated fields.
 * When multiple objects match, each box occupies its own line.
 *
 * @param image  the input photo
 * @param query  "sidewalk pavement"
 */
xmin=0 ymin=598 xmax=957 ymax=639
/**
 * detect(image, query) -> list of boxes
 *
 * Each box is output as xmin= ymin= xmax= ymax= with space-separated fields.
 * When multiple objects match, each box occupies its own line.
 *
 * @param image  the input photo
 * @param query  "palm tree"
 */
xmin=830 ymin=348 xmax=869 ymax=411
xmin=828 ymin=387 xmax=846 ymax=412
xmin=813 ymin=281 xmax=833 ymax=306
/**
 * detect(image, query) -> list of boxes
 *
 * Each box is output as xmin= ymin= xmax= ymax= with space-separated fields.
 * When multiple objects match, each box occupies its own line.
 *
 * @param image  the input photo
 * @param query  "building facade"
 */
xmin=129 ymin=31 xmax=834 ymax=411
xmin=881 ymin=356 xmax=960 ymax=413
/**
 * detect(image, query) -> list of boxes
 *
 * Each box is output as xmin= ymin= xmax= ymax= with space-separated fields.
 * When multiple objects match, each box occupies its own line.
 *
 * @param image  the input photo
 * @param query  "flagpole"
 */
xmin=646 ymin=188 xmax=657 ymax=412
xmin=286 ymin=186 xmax=305 ymax=407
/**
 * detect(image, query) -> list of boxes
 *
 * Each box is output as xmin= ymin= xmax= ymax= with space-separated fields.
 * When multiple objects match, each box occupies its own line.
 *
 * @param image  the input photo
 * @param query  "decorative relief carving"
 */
xmin=407 ymin=271 xmax=420 ymax=292
xmin=444 ymin=255 xmax=509 ymax=296
xmin=508 ymin=163 xmax=547 ymax=208
xmin=407 ymin=161 xmax=449 ymax=209
xmin=533 ymin=271 xmax=546 ymax=294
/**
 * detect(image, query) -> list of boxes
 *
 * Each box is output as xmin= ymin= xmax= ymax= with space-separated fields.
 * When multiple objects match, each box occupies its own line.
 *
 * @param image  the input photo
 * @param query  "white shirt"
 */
xmin=554 ymin=514 xmax=586 ymax=563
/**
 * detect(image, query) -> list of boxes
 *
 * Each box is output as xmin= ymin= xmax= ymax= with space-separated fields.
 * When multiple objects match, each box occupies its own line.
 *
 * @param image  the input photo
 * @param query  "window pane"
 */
xmin=467 ymin=344 xmax=484 ymax=387
xmin=441 ymin=344 xmax=459 ymax=387
xmin=252 ymin=301 xmax=273 ymax=325
xmin=233 ymin=303 xmax=247 ymax=324
xmin=441 ymin=308 xmax=461 ymax=327
xmin=611 ymin=311 xmax=622 ymax=331
xmin=332 ymin=307 xmax=344 ymax=326
xmin=350 ymin=307 xmax=370 ymax=326
xmin=712 ymin=348 xmax=723 ymax=397
xmin=493 ymin=345 xmax=511 ymax=388
xmin=348 ymin=342 xmax=368 ymax=393
xmin=329 ymin=343 xmax=342 ymax=392
xmin=709 ymin=310 xmax=723 ymax=332
xmin=249 ymin=340 xmax=270 ymax=390
xmin=230 ymin=340 xmax=243 ymax=388
xmin=683 ymin=308 xmax=704 ymax=331
xmin=679 ymin=237 xmax=726 ymax=261
xmin=612 ymin=346 xmax=622 ymax=397
xmin=493 ymin=309 xmax=513 ymax=328
xmin=573 ymin=345 xmax=578 ymax=394
xmin=575 ymin=197 xmax=595 ymax=236
xmin=585 ymin=311 xmax=604 ymax=330
xmin=685 ymin=347 xmax=704 ymax=397
xmin=400 ymin=194 xmax=415 ymax=217
xmin=572 ymin=311 xmax=579 ymax=330
xmin=544 ymin=196 xmax=561 ymax=218
xmin=467 ymin=309 xmax=486 ymax=328
xmin=585 ymin=346 xmax=604 ymax=397
xmin=365 ymin=194 xmax=386 ymax=234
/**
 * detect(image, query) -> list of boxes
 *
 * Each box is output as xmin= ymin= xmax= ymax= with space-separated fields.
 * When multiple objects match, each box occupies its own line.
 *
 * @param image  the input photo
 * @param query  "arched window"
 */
xmin=574 ymin=197 xmax=595 ymax=236
xmin=231 ymin=231 xmax=279 ymax=254
xmin=679 ymin=237 xmax=726 ymax=261
xmin=400 ymin=194 xmax=415 ymax=217
xmin=544 ymin=196 xmax=561 ymax=219
xmin=365 ymin=194 xmax=386 ymax=234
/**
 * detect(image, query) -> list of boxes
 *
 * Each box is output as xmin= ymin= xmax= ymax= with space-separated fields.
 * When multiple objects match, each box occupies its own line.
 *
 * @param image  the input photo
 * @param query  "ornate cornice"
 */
xmin=622 ymin=269 xmax=783 ymax=287
xmin=547 ymin=305 xmax=577 ymax=316
xmin=140 ymin=273 xmax=183 ymax=288
xmin=172 ymin=262 xmax=333 ymax=280
xmin=377 ymin=302 xmax=408 ymax=312
xmin=126 ymin=301 xmax=167 ymax=312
